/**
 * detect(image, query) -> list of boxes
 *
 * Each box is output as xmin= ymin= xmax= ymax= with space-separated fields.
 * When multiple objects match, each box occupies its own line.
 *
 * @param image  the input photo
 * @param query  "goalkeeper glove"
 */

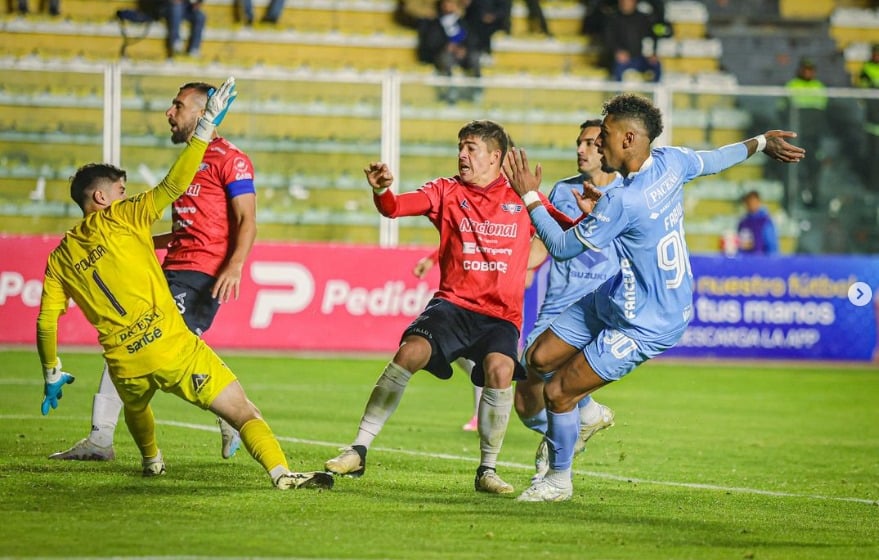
xmin=193 ymin=76 xmax=239 ymax=143
xmin=41 ymin=357 xmax=75 ymax=416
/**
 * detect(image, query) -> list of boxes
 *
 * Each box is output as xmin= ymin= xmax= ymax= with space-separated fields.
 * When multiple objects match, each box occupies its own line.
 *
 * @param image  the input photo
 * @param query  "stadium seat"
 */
xmin=0 ymin=1 xmax=799 ymax=248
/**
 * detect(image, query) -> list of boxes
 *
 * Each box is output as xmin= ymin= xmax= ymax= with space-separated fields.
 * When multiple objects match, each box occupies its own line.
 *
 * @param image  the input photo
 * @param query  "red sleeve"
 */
xmin=373 ymin=189 xmax=432 ymax=217
xmin=538 ymin=191 xmax=579 ymax=229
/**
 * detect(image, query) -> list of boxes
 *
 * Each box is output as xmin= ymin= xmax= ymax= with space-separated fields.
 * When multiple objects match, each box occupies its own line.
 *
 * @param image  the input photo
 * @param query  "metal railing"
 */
xmin=1 ymin=59 xmax=877 ymax=254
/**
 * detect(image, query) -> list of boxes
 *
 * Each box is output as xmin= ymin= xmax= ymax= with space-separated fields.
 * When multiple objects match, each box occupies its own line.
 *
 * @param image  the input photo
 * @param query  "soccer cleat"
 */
xmin=324 ymin=445 xmax=366 ymax=477
xmin=274 ymin=471 xmax=335 ymax=490
xmin=217 ymin=417 xmax=241 ymax=459
xmin=474 ymin=468 xmax=514 ymax=494
xmin=573 ymin=403 xmax=615 ymax=455
xmin=142 ymin=451 xmax=166 ymax=477
xmin=48 ymin=438 xmax=115 ymax=461
xmin=516 ymin=479 xmax=573 ymax=502
xmin=461 ymin=414 xmax=478 ymax=432
xmin=532 ymin=437 xmax=549 ymax=484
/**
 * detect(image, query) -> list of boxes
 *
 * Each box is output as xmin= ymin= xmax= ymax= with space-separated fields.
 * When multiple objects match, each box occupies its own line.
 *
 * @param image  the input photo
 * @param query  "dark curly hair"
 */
xmin=601 ymin=93 xmax=664 ymax=142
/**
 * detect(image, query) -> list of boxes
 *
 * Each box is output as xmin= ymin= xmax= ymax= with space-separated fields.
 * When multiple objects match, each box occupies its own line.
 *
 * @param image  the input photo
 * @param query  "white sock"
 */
xmin=578 ymin=397 xmax=603 ymax=425
xmin=269 ymin=465 xmax=289 ymax=483
xmin=352 ymin=362 xmax=412 ymax=448
xmin=477 ymin=386 xmax=513 ymax=469
xmin=455 ymin=357 xmax=475 ymax=376
xmin=89 ymin=363 xmax=123 ymax=448
xmin=454 ymin=358 xmax=481 ymax=416
xmin=472 ymin=385 xmax=483 ymax=414
xmin=545 ymin=468 xmax=573 ymax=488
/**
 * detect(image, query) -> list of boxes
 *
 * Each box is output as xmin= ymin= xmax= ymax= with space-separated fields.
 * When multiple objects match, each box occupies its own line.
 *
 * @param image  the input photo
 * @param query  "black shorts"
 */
xmin=164 ymin=269 xmax=220 ymax=336
xmin=402 ymin=298 xmax=525 ymax=387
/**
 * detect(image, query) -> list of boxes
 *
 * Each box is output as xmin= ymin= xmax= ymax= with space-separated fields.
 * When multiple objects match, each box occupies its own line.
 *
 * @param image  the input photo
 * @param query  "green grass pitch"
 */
xmin=1 ymin=348 xmax=877 ymax=559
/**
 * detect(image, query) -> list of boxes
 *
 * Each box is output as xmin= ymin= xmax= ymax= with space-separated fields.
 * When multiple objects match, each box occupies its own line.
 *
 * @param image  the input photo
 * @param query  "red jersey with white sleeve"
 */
xmin=375 ymin=174 xmax=573 ymax=329
xmin=162 ymin=137 xmax=256 ymax=276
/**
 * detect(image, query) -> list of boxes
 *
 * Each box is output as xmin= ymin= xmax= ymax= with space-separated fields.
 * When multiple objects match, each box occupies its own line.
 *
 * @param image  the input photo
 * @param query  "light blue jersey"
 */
xmin=531 ymin=143 xmax=749 ymax=341
xmin=528 ymin=136 xmax=754 ymax=474
xmin=529 ymin=173 xmax=622 ymax=340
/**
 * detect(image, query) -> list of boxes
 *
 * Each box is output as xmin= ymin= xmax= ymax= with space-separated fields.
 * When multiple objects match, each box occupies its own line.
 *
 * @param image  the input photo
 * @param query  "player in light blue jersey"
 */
xmin=504 ymin=93 xmax=804 ymax=502
xmin=515 ymin=120 xmax=622 ymax=483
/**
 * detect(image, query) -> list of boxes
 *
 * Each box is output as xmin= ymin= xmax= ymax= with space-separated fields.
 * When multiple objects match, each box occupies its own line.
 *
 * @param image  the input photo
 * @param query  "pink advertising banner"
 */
xmin=0 ymin=235 xmax=438 ymax=353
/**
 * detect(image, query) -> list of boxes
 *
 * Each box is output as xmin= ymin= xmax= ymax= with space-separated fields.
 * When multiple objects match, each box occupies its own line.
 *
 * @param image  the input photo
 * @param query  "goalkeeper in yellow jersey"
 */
xmin=35 ymin=77 xmax=332 ymax=491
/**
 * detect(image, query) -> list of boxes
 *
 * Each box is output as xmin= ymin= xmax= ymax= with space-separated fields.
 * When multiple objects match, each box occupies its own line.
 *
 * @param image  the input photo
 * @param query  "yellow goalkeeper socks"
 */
xmin=240 ymin=418 xmax=289 ymax=474
xmin=123 ymin=404 xmax=159 ymax=459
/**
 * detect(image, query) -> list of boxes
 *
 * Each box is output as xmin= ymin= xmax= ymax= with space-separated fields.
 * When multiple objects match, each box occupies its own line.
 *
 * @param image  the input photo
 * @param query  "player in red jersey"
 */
xmin=49 ymin=81 xmax=257 ymax=462
xmin=325 ymin=120 xmax=573 ymax=494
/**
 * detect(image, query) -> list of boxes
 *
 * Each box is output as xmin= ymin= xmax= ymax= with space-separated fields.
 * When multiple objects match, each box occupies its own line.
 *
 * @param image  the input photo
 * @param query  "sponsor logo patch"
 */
xmin=191 ymin=373 xmax=210 ymax=393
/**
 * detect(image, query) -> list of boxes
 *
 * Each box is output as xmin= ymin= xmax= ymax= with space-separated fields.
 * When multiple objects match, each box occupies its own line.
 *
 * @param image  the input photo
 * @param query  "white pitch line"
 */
xmin=8 ymin=413 xmax=879 ymax=505
xmin=156 ymin=419 xmax=879 ymax=506
xmin=6 ymin=413 xmax=878 ymax=505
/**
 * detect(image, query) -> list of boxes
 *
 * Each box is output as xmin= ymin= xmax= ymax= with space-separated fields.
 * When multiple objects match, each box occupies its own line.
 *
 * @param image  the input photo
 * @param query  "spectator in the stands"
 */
xmin=238 ymin=0 xmax=286 ymax=25
xmin=784 ymin=58 xmax=827 ymax=208
xmin=417 ymin=0 xmax=482 ymax=104
xmin=16 ymin=0 xmax=60 ymax=16
xmin=602 ymin=0 xmax=663 ymax=82
xmin=165 ymin=0 xmax=206 ymax=58
xmin=464 ymin=0 xmax=511 ymax=64
xmin=737 ymin=190 xmax=779 ymax=256
xmin=581 ymin=0 xmax=614 ymax=37
xmin=858 ymin=43 xmax=879 ymax=191
xmin=583 ymin=0 xmax=668 ymax=40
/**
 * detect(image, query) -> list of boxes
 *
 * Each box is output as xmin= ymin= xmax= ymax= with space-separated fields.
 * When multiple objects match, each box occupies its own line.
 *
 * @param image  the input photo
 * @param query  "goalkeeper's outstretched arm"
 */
xmin=153 ymin=76 xmax=239 ymax=210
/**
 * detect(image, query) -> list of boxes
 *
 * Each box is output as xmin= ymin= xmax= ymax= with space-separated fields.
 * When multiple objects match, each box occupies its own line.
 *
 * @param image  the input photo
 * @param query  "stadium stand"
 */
xmin=0 ymin=0 xmax=836 ymax=252
xmin=833 ymin=5 xmax=879 ymax=83
xmin=0 ymin=0 xmax=721 ymax=75
xmin=704 ymin=0 xmax=851 ymax=86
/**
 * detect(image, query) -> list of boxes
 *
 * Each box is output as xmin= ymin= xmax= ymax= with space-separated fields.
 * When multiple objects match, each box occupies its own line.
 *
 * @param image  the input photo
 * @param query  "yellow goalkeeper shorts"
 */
xmin=110 ymin=336 xmax=237 ymax=412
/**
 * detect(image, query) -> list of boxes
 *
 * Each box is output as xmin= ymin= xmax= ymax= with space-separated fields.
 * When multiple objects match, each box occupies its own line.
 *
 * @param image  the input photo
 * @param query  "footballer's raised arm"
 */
xmin=152 ymin=137 xmax=210 ymax=211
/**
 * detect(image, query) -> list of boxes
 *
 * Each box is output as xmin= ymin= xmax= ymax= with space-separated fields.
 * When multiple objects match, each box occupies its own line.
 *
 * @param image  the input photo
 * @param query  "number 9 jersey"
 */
xmin=571 ymin=146 xmax=701 ymax=340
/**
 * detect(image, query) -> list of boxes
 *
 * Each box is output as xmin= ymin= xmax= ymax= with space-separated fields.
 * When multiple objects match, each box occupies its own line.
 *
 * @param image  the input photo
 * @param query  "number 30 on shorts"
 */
xmin=602 ymin=330 xmax=638 ymax=359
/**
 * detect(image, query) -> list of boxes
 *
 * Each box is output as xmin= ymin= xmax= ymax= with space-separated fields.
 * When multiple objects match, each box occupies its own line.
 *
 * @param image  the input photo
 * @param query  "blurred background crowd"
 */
xmin=2 ymin=0 xmax=879 ymax=256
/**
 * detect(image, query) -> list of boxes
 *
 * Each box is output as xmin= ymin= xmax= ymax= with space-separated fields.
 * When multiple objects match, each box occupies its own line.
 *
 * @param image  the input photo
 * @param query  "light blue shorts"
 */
xmin=548 ymin=292 xmax=684 ymax=381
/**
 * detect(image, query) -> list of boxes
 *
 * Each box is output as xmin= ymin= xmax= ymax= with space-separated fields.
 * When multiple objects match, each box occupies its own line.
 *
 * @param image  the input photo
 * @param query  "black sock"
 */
xmin=352 ymin=444 xmax=367 ymax=462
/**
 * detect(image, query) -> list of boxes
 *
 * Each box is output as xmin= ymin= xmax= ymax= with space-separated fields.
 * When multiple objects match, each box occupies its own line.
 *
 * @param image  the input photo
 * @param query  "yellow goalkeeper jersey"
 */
xmin=38 ymin=138 xmax=208 ymax=378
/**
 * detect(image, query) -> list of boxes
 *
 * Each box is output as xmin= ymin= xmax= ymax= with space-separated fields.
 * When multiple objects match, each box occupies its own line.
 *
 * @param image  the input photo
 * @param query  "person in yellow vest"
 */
xmin=786 ymin=58 xmax=828 ymax=108
xmin=859 ymin=44 xmax=879 ymax=190
xmin=784 ymin=58 xmax=827 ymax=208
